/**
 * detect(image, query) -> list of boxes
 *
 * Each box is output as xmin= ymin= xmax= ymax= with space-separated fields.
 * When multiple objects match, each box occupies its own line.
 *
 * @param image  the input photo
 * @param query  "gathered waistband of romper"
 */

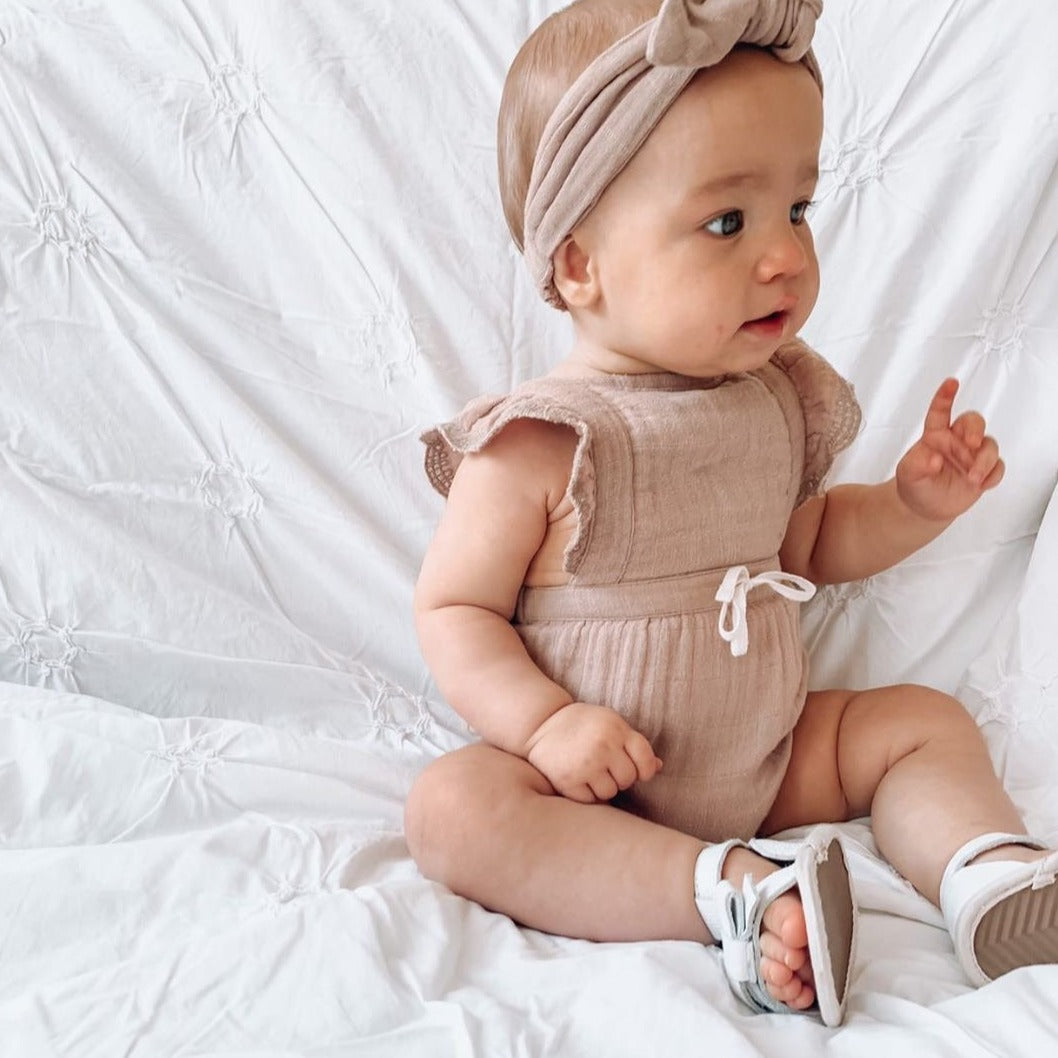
xmin=514 ymin=558 xmax=783 ymax=623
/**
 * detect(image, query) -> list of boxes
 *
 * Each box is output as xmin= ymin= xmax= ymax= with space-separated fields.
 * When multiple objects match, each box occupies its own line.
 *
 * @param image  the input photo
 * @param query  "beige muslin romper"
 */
xmin=423 ymin=339 xmax=861 ymax=843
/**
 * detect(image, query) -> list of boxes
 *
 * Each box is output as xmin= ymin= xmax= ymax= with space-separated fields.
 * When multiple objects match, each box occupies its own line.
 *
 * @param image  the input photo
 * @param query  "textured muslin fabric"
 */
xmin=523 ymin=0 xmax=824 ymax=307
xmin=423 ymin=339 xmax=860 ymax=841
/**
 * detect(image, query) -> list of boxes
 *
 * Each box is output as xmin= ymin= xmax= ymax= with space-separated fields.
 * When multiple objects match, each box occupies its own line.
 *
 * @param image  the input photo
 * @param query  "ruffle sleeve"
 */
xmin=421 ymin=384 xmax=597 ymax=575
xmin=771 ymin=339 xmax=862 ymax=507
xmin=421 ymin=393 xmax=507 ymax=498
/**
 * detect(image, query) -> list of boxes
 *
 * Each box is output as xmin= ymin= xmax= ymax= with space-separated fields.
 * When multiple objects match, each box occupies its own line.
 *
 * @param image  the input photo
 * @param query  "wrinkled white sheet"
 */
xmin=961 ymin=481 xmax=1058 ymax=849
xmin=1 ymin=0 xmax=1057 ymax=1054
xmin=4 ymin=682 xmax=1058 ymax=1057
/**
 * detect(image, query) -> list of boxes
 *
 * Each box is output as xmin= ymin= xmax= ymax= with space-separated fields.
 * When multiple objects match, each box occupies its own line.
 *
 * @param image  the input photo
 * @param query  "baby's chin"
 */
xmin=647 ymin=349 xmax=773 ymax=379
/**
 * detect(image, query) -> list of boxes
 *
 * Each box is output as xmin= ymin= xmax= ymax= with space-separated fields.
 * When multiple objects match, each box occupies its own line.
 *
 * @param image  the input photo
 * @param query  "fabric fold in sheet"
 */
xmin=6 ymin=683 xmax=1058 ymax=1058
xmin=959 ymin=480 xmax=1058 ymax=848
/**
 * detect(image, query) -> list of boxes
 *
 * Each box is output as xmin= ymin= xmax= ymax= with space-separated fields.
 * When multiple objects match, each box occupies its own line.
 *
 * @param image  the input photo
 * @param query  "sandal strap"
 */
xmin=693 ymin=839 xmax=747 ymax=939
xmin=712 ymin=870 xmax=801 ymax=1016
xmin=941 ymin=831 xmax=1047 ymax=893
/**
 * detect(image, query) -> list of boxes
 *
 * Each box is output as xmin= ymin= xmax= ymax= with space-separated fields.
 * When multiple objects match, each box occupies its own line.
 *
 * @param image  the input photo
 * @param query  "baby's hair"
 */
xmin=497 ymin=0 xmax=661 ymax=251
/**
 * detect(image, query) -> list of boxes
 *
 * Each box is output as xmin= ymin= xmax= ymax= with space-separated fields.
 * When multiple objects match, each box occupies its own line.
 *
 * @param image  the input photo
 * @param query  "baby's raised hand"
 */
xmin=895 ymin=378 xmax=1004 ymax=521
xmin=524 ymin=701 xmax=662 ymax=804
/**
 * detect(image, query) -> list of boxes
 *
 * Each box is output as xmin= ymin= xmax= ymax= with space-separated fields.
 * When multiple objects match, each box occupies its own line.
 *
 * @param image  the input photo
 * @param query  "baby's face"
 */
xmin=571 ymin=47 xmax=824 ymax=377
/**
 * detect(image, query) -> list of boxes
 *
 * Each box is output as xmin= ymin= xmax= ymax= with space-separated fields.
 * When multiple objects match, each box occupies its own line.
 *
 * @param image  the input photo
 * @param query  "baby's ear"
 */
xmin=552 ymin=235 xmax=600 ymax=310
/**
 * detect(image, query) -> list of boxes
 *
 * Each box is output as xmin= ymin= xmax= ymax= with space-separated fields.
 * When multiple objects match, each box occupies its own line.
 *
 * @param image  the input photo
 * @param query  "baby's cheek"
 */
xmin=800 ymin=261 xmax=821 ymax=321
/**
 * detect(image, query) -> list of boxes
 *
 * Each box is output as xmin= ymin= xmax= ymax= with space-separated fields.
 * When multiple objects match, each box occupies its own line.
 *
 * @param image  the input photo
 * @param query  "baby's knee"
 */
xmin=404 ymin=748 xmax=472 ymax=878
xmin=891 ymin=684 xmax=982 ymax=745
xmin=403 ymin=742 xmax=544 ymax=884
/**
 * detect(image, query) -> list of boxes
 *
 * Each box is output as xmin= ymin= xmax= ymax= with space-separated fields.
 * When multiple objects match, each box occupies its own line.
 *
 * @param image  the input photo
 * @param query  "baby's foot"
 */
xmin=948 ymin=842 xmax=1058 ymax=981
xmin=721 ymin=847 xmax=815 ymax=1011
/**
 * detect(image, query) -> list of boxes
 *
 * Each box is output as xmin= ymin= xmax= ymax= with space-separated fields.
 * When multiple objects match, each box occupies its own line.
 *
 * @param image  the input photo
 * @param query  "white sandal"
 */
xmin=939 ymin=831 xmax=1058 ymax=986
xmin=693 ymin=826 xmax=856 ymax=1027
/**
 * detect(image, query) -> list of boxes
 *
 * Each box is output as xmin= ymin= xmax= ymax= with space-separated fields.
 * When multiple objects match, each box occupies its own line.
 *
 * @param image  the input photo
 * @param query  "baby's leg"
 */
xmin=405 ymin=743 xmax=815 ymax=1010
xmin=764 ymin=685 xmax=1034 ymax=905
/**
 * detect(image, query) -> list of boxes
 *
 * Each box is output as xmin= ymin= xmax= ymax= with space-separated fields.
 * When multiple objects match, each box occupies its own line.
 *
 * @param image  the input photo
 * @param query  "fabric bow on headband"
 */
xmin=522 ymin=0 xmax=823 ymax=308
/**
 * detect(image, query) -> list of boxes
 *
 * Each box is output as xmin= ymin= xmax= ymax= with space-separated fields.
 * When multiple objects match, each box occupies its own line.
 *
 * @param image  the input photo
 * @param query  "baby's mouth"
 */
xmin=740 ymin=310 xmax=789 ymax=335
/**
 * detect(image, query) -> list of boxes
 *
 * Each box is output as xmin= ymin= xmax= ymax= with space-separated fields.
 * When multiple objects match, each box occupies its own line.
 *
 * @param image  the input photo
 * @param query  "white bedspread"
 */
xmin=1 ymin=0 xmax=1057 ymax=1054
xmin=4 ymin=682 xmax=1058 ymax=1057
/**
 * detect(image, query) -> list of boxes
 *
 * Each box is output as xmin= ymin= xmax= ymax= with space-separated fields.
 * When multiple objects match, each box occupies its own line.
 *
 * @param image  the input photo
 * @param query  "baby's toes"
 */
xmin=760 ymin=926 xmax=815 ymax=1010
xmin=762 ymin=890 xmax=809 ymax=952
xmin=760 ymin=955 xmax=794 ymax=990
xmin=761 ymin=958 xmax=815 ymax=1008
xmin=784 ymin=978 xmax=816 ymax=1011
xmin=759 ymin=926 xmax=808 ymax=974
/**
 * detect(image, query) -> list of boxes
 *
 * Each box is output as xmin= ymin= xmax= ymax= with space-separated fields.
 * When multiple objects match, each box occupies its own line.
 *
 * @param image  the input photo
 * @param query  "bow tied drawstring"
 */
xmin=715 ymin=565 xmax=816 ymax=657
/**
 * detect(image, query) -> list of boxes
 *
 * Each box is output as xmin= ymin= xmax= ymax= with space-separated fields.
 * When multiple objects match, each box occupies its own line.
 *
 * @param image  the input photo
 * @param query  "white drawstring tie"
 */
xmin=715 ymin=566 xmax=816 ymax=657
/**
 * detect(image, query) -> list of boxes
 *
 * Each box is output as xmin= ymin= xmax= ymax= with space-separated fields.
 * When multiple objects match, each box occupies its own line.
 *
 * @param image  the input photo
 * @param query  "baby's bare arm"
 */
xmin=415 ymin=418 xmax=578 ymax=755
xmin=780 ymin=480 xmax=950 ymax=584
xmin=781 ymin=379 xmax=1004 ymax=584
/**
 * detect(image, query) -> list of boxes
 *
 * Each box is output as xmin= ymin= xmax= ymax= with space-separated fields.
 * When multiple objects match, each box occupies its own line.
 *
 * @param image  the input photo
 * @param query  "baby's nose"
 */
xmin=756 ymin=228 xmax=810 ymax=282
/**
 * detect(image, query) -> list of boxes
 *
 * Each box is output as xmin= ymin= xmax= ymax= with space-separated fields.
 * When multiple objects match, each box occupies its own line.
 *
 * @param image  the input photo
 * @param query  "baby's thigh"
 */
xmin=760 ymin=688 xmax=855 ymax=835
xmin=761 ymin=683 xmax=976 ymax=836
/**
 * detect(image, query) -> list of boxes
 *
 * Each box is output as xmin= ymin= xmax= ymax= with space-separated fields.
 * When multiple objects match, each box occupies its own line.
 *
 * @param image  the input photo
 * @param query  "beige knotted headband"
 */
xmin=523 ymin=0 xmax=824 ymax=309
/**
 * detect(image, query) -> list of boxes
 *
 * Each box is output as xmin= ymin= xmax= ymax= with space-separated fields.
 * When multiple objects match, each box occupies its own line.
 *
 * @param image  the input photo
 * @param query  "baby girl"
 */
xmin=405 ymin=0 xmax=1058 ymax=1026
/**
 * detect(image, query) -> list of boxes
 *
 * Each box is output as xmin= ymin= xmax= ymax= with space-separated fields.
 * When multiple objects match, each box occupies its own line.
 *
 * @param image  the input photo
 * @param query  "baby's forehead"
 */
xmin=674 ymin=46 xmax=821 ymax=119
xmin=629 ymin=52 xmax=823 ymax=173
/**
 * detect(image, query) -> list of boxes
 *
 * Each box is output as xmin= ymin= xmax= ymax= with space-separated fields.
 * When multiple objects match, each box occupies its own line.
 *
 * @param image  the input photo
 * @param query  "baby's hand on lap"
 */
xmin=524 ymin=702 xmax=662 ymax=804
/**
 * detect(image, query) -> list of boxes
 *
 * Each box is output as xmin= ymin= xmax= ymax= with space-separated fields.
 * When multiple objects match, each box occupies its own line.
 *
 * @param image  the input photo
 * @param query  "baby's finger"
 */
xmin=924 ymin=428 xmax=976 ymax=474
xmin=976 ymin=453 xmax=1005 ymax=491
xmin=921 ymin=378 xmax=959 ymax=435
xmin=984 ymin=457 xmax=1005 ymax=490
xmin=625 ymin=730 xmax=662 ymax=782
xmin=951 ymin=410 xmax=986 ymax=449
xmin=904 ymin=432 xmax=971 ymax=480
xmin=607 ymin=752 xmax=638 ymax=792
xmin=589 ymin=772 xmax=619 ymax=803
xmin=967 ymin=436 xmax=1001 ymax=486
xmin=563 ymin=783 xmax=599 ymax=805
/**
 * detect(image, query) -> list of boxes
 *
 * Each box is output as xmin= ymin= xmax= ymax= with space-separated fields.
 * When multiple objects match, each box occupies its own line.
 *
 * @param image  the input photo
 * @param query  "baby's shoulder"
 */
xmin=462 ymin=413 xmax=577 ymax=478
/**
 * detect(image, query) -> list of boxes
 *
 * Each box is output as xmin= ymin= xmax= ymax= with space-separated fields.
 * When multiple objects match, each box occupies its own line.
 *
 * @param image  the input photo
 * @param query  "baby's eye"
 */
xmin=790 ymin=200 xmax=815 ymax=225
xmin=704 ymin=210 xmax=743 ymax=237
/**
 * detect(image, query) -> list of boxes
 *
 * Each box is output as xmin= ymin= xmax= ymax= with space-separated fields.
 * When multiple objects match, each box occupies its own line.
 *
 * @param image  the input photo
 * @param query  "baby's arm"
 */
xmin=781 ymin=378 xmax=1004 ymax=584
xmin=416 ymin=419 xmax=576 ymax=751
xmin=415 ymin=418 xmax=661 ymax=802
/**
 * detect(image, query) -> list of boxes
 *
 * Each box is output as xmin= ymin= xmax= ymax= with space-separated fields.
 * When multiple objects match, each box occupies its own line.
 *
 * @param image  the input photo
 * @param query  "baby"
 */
xmin=406 ymin=0 xmax=1058 ymax=1026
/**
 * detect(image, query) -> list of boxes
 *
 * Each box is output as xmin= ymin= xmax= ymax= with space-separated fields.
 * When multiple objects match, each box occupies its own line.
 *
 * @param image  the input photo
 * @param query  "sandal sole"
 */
xmin=975 ymin=877 xmax=1058 ymax=979
xmin=801 ymin=836 xmax=855 ymax=1025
